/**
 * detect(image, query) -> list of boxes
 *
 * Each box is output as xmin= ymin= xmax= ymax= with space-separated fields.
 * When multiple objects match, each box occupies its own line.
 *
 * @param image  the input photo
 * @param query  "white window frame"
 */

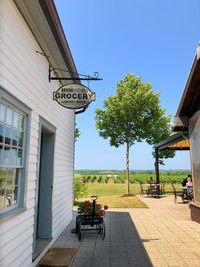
xmin=0 ymin=88 xmax=31 ymax=220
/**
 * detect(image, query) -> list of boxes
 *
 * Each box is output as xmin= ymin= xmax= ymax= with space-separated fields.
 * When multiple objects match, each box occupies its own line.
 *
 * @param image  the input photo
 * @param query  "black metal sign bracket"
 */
xmin=49 ymin=65 xmax=102 ymax=82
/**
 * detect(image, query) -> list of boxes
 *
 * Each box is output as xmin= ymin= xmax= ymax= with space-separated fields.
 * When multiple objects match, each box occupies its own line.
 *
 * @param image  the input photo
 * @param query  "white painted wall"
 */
xmin=0 ymin=1 xmax=75 ymax=266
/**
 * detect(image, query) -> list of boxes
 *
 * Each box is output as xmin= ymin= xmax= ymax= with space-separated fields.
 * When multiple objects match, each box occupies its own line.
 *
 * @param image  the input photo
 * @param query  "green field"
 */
xmin=75 ymin=169 xmax=190 ymax=184
xmin=74 ymin=170 xmax=188 ymax=208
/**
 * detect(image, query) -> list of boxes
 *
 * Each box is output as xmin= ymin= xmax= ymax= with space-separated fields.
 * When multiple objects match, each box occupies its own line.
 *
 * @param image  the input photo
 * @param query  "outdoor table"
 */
xmin=146 ymin=184 xmax=160 ymax=197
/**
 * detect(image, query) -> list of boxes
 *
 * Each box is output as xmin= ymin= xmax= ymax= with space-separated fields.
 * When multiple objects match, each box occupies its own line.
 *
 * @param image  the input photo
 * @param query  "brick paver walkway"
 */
xmin=46 ymin=196 xmax=200 ymax=267
xmin=132 ymin=196 xmax=200 ymax=266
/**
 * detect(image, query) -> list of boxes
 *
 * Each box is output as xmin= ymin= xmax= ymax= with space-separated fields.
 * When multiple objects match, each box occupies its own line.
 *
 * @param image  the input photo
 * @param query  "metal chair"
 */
xmin=160 ymin=183 xmax=166 ymax=197
xmin=139 ymin=182 xmax=148 ymax=197
xmin=171 ymin=183 xmax=185 ymax=204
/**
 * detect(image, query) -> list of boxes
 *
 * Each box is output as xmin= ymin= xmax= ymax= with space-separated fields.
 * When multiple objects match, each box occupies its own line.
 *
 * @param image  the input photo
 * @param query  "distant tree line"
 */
xmin=75 ymin=169 xmax=190 ymax=176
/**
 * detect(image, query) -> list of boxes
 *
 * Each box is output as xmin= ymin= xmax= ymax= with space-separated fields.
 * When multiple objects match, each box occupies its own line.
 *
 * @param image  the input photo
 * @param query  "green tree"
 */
xmin=95 ymin=73 xmax=173 ymax=195
xmin=74 ymin=122 xmax=80 ymax=142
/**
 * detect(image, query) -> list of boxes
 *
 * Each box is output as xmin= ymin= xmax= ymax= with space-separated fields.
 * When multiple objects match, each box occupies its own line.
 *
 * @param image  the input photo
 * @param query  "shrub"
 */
xmin=74 ymin=179 xmax=88 ymax=200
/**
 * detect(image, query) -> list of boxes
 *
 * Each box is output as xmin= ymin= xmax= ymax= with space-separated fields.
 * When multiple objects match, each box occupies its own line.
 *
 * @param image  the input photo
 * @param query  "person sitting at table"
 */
xmin=186 ymin=176 xmax=193 ymax=200
xmin=182 ymin=174 xmax=192 ymax=187
xmin=148 ymin=177 xmax=155 ymax=187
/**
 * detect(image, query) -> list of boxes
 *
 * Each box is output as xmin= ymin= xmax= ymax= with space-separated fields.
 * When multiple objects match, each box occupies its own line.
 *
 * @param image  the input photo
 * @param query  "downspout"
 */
xmin=75 ymin=108 xmax=87 ymax=115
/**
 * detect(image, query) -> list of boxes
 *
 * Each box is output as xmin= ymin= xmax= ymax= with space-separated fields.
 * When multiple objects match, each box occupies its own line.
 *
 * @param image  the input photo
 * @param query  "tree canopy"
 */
xmin=95 ymin=73 xmax=174 ymax=194
xmin=74 ymin=122 xmax=80 ymax=142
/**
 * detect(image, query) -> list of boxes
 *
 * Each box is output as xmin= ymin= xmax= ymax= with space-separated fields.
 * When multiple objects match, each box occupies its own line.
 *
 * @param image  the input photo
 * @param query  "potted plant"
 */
xmin=78 ymin=200 xmax=108 ymax=217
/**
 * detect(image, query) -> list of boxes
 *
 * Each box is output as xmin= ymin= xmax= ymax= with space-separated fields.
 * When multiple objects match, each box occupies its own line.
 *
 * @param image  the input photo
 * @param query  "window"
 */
xmin=0 ymin=97 xmax=27 ymax=215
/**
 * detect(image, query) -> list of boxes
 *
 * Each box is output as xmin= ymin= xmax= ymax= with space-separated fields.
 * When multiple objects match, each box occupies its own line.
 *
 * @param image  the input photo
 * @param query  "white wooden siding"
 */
xmin=0 ymin=1 xmax=75 ymax=266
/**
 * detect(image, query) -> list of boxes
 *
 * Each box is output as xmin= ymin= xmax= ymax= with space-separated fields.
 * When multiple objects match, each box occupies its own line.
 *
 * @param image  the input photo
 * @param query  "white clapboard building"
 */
xmin=0 ymin=1 xmax=79 ymax=266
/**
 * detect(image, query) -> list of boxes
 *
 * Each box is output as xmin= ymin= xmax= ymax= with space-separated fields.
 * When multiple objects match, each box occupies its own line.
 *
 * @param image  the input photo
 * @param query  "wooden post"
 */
xmin=154 ymin=148 xmax=160 ymax=197
xmin=154 ymin=148 xmax=160 ymax=185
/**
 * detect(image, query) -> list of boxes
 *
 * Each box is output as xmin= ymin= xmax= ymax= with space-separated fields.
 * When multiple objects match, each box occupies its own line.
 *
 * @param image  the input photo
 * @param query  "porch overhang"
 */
xmin=154 ymin=133 xmax=190 ymax=151
xmin=173 ymin=44 xmax=200 ymax=131
xmin=154 ymin=133 xmax=190 ymax=185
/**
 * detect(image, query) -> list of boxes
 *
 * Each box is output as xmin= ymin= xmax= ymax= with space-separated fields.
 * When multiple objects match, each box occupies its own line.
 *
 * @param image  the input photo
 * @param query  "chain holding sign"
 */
xmin=53 ymin=84 xmax=95 ymax=109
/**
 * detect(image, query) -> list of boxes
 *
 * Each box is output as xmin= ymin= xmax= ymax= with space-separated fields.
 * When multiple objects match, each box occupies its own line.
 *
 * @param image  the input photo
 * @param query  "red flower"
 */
xmin=97 ymin=211 xmax=103 ymax=217
xmin=83 ymin=201 xmax=90 ymax=207
xmin=104 ymin=205 xmax=108 ymax=210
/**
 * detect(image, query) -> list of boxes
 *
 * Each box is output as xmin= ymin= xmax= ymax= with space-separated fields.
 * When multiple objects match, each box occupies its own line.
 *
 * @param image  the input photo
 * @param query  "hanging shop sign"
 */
xmin=53 ymin=84 xmax=95 ymax=109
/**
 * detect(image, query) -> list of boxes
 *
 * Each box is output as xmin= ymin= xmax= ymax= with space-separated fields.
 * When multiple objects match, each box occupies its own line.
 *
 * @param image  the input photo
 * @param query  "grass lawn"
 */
xmin=75 ymin=182 xmax=179 ymax=209
xmin=75 ymin=183 xmax=149 ymax=208
xmin=96 ymin=195 xmax=147 ymax=208
xmin=75 ymin=194 xmax=147 ymax=209
xmin=87 ymin=182 xmax=177 ymax=196
xmin=87 ymin=183 xmax=140 ymax=196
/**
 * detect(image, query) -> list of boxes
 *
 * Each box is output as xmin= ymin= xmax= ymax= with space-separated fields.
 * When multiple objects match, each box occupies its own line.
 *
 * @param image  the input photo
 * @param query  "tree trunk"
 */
xmin=125 ymin=142 xmax=130 ymax=195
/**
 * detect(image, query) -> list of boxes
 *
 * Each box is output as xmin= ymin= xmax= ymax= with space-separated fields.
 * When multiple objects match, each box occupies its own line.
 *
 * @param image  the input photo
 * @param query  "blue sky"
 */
xmin=55 ymin=0 xmax=199 ymax=170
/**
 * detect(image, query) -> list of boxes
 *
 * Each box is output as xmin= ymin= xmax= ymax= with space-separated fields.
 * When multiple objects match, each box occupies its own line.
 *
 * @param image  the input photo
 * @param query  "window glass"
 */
xmin=0 ymin=168 xmax=6 ymax=210
xmin=18 ymin=115 xmax=24 ymax=131
xmin=11 ymin=147 xmax=17 ymax=165
xmin=13 ymin=186 xmax=18 ymax=204
xmin=18 ymin=131 xmax=24 ymax=147
xmin=0 ymin=145 xmax=3 ymax=163
xmin=5 ymin=188 xmax=12 ymax=207
xmin=6 ymin=107 xmax=13 ymax=126
xmin=0 ymin=103 xmax=5 ymax=122
xmin=0 ymin=97 xmax=27 ymax=214
xmin=14 ymin=169 xmax=19 ymax=186
xmin=0 ymin=168 xmax=6 ymax=188
xmin=5 ymin=126 xmax=11 ymax=145
xmin=0 ymin=124 xmax=4 ymax=144
xmin=11 ymin=128 xmax=18 ymax=146
xmin=0 ymin=167 xmax=21 ymax=211
xmin=17 ymin=149 xmax=23 ymax=165
xmin=13 ymin=169 xmax=19 ymax=205
xmin=13 ymin=112 xmax=19 ymax=128
xmin=0 ymin=189 xmax=5 ymax=209
xmin=3 ymin=147 xmax=10 ymax=165
xmin=7 ymin=169 xmax=14 ymax=188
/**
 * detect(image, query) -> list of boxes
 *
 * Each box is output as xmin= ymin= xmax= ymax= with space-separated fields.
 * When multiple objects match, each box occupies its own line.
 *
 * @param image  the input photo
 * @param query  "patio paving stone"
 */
xmin=110 ymin=257 xmax=130 ymax=267
xmin=150 ymin=259 xmax=168 ymax=267
xmin=46 ymin=195 xmax=200 ymax=267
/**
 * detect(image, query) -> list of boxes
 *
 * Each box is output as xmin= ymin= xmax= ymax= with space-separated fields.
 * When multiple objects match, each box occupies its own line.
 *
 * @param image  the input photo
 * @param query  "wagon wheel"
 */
xmin=75 ymin=216 xmax=79 ymax=233
xmin=77 ymin=221 xmax=82 ymax=241
xmin=100 ymin=221 xmax=105 ymax=240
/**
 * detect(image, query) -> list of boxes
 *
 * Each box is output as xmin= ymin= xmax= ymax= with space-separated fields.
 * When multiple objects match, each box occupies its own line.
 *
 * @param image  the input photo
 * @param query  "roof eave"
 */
xmin=39 ymin=0 xmax=79 ymax=82
xmin=175 ymin=44 xmax=200 ymax=118
xmin=154 ymin=132 xmax=189 ymax=151
xmin=14 ymin=0 xmax=79 ymax=84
